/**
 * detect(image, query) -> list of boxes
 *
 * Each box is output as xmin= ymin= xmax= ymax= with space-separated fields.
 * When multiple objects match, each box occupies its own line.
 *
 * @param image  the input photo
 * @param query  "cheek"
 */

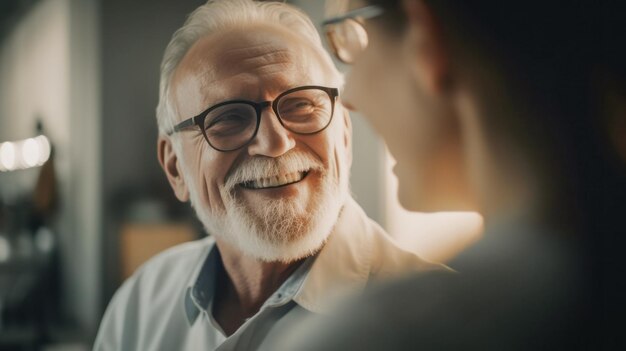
xmin=299 ymin=121 xmax=347 ymax=176
xmin=299 ymin=132 xmax=335 ymax=166
xmin=343 ymin=53 xmax=385 ymax=118
xmin=346 ymin=40 xmax=420 ymax=137
xmin=181 ymin=136 xmax=234 ymax=212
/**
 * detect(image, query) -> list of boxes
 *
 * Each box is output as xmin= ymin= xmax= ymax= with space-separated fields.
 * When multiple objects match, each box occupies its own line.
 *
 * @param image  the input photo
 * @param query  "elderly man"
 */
xmin=93 ymin=1 xmax=445 ymax=350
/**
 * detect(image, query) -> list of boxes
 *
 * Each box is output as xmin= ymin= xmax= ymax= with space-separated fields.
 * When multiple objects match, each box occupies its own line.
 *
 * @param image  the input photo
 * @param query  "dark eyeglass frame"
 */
xmin=167 ymin=85 xmax=339 ymax=152
xmin=322 ymin=5 xmax=385 ymax=64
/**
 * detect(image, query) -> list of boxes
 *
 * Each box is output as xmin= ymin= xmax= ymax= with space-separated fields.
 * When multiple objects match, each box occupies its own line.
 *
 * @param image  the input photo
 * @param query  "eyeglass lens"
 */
xmin=326 ymin=18 xmax=369 ymax=64
xmin=204 ymin=104 xmax=258 ymax=151
xmin=203 ymin=88 xmax=333 ymax=151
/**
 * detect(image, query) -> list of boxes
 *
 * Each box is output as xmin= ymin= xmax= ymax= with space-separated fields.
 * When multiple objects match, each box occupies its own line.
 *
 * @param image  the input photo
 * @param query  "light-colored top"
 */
xmin=275 ymin=219 xmax=586 ymax=350
xmin=93 ymin=197 xmax=446 ymax=351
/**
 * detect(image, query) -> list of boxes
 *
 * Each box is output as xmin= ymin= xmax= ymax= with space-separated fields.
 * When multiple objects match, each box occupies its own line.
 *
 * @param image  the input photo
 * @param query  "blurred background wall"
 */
xmin=0 ymin=0 xmax=480 ymax=349
xmin=98 ymin=0 xmax=205 ymax=327
xmin=0 ymin=0 xmax=102 ymax=347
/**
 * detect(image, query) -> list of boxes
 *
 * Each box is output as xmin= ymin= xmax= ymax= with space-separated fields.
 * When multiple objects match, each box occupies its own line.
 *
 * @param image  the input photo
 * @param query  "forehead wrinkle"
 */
xmin=215 ymin=45 xmax=298 ymax=76
xmin=197 ymin=53 xmax=311 ymax=104
xmin=173 ymin=26 xmax=329 ymax=112
xmin=197 ymin=70 xmax=313 ymax=107
xmin=220 ymin=42 xmax=292 ymax=62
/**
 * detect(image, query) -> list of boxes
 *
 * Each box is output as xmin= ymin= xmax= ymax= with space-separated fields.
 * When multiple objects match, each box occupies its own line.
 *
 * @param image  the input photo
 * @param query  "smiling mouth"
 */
xmin=239 ymin=171 xmax=309 ymax=190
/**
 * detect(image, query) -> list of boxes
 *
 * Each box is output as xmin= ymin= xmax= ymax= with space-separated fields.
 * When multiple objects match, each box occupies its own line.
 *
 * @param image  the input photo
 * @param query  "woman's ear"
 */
xmin=157 ymin=136 xmax=190 ymax=202
xmin=402 ymin=0 xmax=451 ymax=96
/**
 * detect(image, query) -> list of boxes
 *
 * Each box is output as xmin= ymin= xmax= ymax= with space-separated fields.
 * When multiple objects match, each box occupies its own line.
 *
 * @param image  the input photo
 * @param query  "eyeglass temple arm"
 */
xmin=322 ymin=5 xmax=384 ymax=25
xmin=166 ymin=116 xmax=196 ymax=136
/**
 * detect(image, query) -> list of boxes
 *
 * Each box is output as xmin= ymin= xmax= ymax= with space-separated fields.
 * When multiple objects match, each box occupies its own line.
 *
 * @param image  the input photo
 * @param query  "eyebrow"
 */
xmin=203 ymin=83 xmax=310 ymax=107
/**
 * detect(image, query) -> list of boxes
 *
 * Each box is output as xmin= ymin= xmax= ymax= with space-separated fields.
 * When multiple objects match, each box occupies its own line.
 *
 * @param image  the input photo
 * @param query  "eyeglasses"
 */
xmin=167 ymin=85 xmax=339 ymax=152
xmin=322 ymin=5 xmax=384 ymax=64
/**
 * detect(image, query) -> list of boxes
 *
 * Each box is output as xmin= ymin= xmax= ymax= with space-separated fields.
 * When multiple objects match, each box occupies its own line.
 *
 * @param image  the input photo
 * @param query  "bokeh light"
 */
xmin=22 ymin=137 xmax=40 ymax=167
xmin=0 ymin=136 xmax=51 ymax=172
xmin=0 ymin=141 xmax=17 ymax=171
xmin=36 ymin=135 xmax=51 ymax=164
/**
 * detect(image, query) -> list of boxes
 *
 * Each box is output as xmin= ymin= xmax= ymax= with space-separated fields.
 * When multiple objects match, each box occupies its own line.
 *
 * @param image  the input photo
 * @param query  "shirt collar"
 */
xmin=183 ymin=196 xmax=372 ymax=324
xmin=183 ymin=238 xmax=318 ymax=325
xmin=292 ymin=197 xmax=373 ymax=314
xmin=184 ymin=239 xmax=219 ymax=325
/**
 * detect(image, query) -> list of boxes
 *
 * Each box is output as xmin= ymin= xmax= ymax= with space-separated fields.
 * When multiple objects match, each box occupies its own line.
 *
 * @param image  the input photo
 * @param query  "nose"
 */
xmin=246 ymin=108 xmax=296 ymax=157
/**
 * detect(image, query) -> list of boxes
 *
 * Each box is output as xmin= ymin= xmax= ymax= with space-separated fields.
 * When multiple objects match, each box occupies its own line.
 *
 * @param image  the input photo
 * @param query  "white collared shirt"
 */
xmin=93 ymin=197 xmax=447 ymax=351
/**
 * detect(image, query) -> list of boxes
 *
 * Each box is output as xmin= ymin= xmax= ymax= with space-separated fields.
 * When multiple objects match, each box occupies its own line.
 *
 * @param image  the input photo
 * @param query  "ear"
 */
xmin=157 ymin=135 xmax=190 ymax=202
xmin=402 ymin=0 xmax=451 ymax=95
xmin=342 ymin=107 xmax=353 ymax=167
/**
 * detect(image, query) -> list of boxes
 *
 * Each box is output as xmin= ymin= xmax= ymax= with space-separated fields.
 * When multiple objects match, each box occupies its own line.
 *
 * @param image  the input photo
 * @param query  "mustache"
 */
xmin=224 ymin=151 xmax=324 ymax=191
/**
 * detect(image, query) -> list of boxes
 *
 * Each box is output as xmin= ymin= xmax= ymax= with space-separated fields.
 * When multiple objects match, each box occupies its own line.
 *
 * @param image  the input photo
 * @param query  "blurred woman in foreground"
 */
xmin=281 ymin=0 xmax=626 ymax=348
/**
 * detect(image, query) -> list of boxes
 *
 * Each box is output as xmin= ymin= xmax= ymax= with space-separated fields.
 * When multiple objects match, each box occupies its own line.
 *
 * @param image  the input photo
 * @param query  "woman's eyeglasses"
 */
xmin=322 ymin=5 xmax=384 ymax=64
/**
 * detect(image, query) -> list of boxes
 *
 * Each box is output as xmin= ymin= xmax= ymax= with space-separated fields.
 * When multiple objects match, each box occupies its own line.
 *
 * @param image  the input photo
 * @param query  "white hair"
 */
xmin=156 ymin=0 xmax=343 ymax=136
xmin=186 ymin=149 xmax=349 ymax=262
xmin=156 ymin=0 xmax=351 ymax=262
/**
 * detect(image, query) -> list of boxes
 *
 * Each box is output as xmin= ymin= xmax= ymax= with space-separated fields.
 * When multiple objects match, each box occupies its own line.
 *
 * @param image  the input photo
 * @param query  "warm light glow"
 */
xmin=0 ymin=135 xmax=51 ymax=172
xmin=22 ymin=137 xmax=40 ymax=167
xmin=36 ymin=135 xmax=51 ymax=164
xmin=384 ymin=149 xmax=484 ymax=262
xmin=0 ymin=142 xmax=17 ymax=171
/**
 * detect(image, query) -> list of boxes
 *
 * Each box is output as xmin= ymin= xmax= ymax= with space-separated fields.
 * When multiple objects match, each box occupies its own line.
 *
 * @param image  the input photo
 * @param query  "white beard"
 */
xmin=185 ymin=150 xmax=349 ymax=262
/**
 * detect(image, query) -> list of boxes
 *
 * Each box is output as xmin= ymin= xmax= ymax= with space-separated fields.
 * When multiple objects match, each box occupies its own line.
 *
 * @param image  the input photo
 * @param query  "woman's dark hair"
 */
xmin=366 ymin=1 xmax=625 ymax=222
xmin=367 ymin=0 xmax=626 ymax=338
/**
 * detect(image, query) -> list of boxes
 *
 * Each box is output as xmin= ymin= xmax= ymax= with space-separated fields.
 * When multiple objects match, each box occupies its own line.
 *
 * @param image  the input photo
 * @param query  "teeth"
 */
xmin=242 ymin=171 xmax=306 ymax=189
